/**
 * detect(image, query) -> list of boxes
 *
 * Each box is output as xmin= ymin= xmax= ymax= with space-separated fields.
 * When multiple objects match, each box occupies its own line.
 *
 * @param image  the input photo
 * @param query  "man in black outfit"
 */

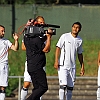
xmin=24 ymin=16 xmax=53 ymax=100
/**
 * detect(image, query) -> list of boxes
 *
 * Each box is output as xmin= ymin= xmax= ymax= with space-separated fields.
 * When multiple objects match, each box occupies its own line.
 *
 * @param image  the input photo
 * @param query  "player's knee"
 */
xmin=97 ymin=86 xmax=100 ymax=94
xmin=0 ymin=89 xmax=6 ymax=93
xmin=67 ymin=86 xmax=73 ymax=91
xmin=23 ymin=82 xmax=30 ymax=88
xmin=22 ymin=87 xmax=28 ymax=91
xmin=60 ymin=85 xmax=67 ymax=91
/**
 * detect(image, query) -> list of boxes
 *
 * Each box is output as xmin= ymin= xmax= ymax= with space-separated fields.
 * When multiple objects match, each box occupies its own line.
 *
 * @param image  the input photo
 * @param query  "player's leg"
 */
xmin=97 ymin=66 xmax=100 ymax=100
xmin=0 ymin=64 xmax=8 ymax=100
xmin=21 ymin=81 xmax=31 ymax=100
xmin=21 ymin=61 xmax=32 ymax=100
xmin=58 ymin=67 xmax=68 ymax=100
xmin=65 ymin=68 xmax=75 ymax=100
xmin=65 ymin=86 xmax=73 ymax=100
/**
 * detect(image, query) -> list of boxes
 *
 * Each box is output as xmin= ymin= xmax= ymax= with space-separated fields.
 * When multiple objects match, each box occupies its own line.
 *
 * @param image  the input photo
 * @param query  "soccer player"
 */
xmin=0 ymin=25 xmax=19 ymax=100
xmin=54 ymin=22 xmax=85 ymax=100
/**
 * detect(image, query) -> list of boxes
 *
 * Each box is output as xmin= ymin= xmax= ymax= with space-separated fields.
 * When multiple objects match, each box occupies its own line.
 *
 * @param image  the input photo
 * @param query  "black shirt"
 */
xmin=24 ymin=35 xmax=46 ymax=72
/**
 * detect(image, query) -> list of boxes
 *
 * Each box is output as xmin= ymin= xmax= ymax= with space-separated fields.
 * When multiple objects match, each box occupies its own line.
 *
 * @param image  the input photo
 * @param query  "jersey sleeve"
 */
xmin=77 ymin=41 xmax=83 ymax=54
xmin=56 ymin=34 xmax=65 ymax=48
xmin=7 ymin=40 xmax=12 ymax=48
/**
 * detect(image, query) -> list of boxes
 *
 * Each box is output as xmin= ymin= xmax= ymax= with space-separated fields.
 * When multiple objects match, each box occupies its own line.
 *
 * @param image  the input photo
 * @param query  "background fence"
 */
xmin=0 ymin=4 xmax=100 ymax=40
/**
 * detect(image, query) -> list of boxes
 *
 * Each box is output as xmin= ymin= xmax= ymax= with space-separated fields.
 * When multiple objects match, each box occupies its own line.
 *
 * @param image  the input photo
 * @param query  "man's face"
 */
xmin=0 ymin=26 xmax=5 ymax=38
xmin=37 ymin=18 xmax=45 ymax=24
xmin=71 ymin=24 xmax=80 ymax=35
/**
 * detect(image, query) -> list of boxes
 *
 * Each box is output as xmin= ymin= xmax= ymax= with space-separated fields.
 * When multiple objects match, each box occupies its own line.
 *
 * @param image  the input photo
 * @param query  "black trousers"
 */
xmin=26 ymin=68 xmax=48 ymax=100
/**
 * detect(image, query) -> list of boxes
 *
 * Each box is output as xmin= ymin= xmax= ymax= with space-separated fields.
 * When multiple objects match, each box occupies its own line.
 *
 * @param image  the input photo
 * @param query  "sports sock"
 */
xmin=20 ymin=87 xmax=28 ymax=100
xmin=0 ymin=93 xmax=5 ymax=100
xmin=59 ymin=88 xmax=65 ymax=100
xmin=40 ymin=96 xmax=42 ymax=100
xmin=97 ymin=87 xmax=100 ymax=100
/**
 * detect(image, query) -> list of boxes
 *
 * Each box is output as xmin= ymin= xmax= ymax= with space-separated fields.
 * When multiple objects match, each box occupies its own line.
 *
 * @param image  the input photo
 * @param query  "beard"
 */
xmin=0 ymin=35 xmax=4 ymax=38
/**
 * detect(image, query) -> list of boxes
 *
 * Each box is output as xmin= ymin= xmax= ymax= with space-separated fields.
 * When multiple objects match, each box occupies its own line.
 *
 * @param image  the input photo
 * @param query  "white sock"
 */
xmin=20 ymin=88 xmax=28 ymax=100
xmin=0 ymin=93 xmax=5 ymax=100
xmin=97 ymin=87 xmax=100 ymax=100
xmin=59 ymin=88 xmax=65 ymax=100
xmin=40 ymin=96 xmax=42 ymax=100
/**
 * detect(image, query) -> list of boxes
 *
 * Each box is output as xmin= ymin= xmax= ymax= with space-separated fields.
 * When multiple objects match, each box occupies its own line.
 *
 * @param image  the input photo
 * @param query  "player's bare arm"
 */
xmin=78 ymin=53 xmax=85 ymax=76
xmin=54 ymin=47 xmax=61 ymax=69
xmin=98 ymin=51 xmax=100 ymax=67
xmin=10 ymin=33 xmax=19 ymax=51
xmin=22 ymin=42 xmax=26 ymax=51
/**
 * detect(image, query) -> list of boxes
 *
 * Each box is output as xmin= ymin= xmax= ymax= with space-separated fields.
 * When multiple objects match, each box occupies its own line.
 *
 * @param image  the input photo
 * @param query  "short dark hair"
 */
xmin=0 ymin=25 xmax=5 ymax=29
xmin=72 ymin=22 xmax=82 ymax=31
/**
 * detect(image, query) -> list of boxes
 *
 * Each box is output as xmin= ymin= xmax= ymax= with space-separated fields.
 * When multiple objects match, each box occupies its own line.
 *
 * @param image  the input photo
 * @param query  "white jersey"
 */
xmin=56 ymin=32 xmax=83 ymax=69
xmin=0 ymin=38 xmax=12 ymax=64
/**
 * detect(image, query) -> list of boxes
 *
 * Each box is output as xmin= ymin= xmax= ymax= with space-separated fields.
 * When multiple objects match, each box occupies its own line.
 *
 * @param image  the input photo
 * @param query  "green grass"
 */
xmin=6 ymin=39 xmax=100 ymax=96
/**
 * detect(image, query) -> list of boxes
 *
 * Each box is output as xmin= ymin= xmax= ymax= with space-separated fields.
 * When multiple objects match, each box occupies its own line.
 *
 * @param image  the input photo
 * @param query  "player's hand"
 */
xmin=45 ymin=28 xmax=53 ymax=38
xmin=13 ymin=33 xmax=19 ymax=41
xmin=54 ymin=61 xmax=59 ymax=69
xmin=80 ymin=67 xmax=85 ymax=76
xmin=25 ymin=19 xmax=34 ymax=27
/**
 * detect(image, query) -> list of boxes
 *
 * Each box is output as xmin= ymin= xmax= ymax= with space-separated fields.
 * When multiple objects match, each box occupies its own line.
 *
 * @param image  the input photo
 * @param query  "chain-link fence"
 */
xmin=0 ymin=4 xmax=100 ymax=40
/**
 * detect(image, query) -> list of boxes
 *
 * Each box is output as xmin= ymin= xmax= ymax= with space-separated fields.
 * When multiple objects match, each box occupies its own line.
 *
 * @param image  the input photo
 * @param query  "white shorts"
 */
xmin=24 ymin=61 xmax=46 ymax=82
xmin=58 ymin=66 xmax=76 ymax=87
xmin=24 ymin=61 xmax=32 ymax=82
xmin=98 ymin=66 xmax=100 ymax=86
xmin=0 ymin=64 xmax=8 ymax=87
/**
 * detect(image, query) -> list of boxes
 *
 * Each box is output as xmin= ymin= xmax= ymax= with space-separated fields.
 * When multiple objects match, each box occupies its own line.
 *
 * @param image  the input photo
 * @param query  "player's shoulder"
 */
xmin=77 ymin=35 xmax=83 ymax=41
xmin=61 ymin=32 xmax=70 ymax=38
xmin=76 ymin=36 xmax=83 ymax=45
xmin=0 ymin=38 xmax=9 ymax=41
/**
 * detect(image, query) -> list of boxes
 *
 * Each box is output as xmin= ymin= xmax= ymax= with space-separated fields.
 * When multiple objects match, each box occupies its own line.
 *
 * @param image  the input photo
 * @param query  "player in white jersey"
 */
xmin=0 ymin=25 xmax=19 ymax=100
xmin=97 ymin=50 xmax=100 ymax=100
xmin=54 ymin=22 xmax=85 ymax=100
